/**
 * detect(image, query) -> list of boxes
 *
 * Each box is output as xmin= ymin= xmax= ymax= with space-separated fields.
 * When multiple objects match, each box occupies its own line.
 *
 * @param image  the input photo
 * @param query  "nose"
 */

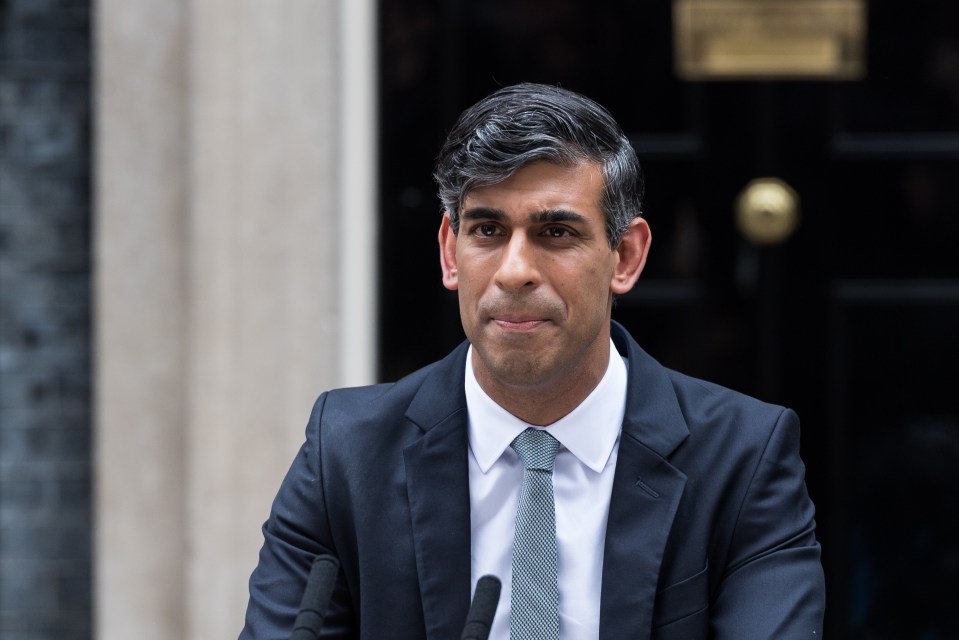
xmin=494 ymin=234 xmax=539 ymax=293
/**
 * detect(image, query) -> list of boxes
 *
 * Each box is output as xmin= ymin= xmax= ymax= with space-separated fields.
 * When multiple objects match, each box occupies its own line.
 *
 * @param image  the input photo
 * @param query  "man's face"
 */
xmin=439 ymin=161 xmax=650 ymax=406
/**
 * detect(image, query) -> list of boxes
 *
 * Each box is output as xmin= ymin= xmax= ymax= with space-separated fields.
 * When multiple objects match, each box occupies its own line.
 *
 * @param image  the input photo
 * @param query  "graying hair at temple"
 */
xmin=432 ymin=83 xmax=645 ymax=249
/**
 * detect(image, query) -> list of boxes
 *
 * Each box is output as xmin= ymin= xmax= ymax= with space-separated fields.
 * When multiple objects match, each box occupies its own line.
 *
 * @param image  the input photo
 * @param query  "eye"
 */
xmin=473 ymin=223 xmax=500 ymax=237
xmin=543 ymin=226 xmax=574 ymax=238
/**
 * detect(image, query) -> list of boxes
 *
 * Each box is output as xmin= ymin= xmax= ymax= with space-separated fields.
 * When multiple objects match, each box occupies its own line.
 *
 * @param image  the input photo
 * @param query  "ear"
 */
xmin=610 ymin=217 xmax=651 ymax=295
xmin=438 ymin=212 xmax=459 ymax=291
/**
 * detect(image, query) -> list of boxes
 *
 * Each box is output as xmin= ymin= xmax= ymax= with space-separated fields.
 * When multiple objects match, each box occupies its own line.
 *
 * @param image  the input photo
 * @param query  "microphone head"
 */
xmin=460 ymin=574 xmax=502 ymax=640
xmin=291 ymin=555 xmax=340 ymax=640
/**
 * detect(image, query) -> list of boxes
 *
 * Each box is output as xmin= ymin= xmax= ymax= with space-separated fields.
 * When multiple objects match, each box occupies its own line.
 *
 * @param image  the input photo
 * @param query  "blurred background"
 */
xmin=2 ymin=0 xmax=958 ymax=638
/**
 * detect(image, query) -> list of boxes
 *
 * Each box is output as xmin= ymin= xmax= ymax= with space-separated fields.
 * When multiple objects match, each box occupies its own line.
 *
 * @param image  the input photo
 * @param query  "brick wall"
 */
xmin=0 ymin=1 xmax=92 ymax=638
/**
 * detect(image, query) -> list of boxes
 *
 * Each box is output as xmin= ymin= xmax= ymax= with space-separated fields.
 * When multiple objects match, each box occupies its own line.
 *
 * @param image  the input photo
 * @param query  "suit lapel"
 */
xmin=599 ymin=323 xmax=690 ymax=639
xmin=403 ymin=344 xmax=472 ymax=640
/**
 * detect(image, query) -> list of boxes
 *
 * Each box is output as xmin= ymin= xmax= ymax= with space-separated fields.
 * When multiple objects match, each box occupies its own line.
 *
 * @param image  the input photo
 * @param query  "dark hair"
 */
xmin=433 ymin=83 xmax=644 ymax=248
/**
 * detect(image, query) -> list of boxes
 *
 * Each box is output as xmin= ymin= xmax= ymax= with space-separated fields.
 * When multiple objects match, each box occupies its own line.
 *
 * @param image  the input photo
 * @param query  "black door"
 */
xmin=378 ymin=2 xmax=959 ymax=635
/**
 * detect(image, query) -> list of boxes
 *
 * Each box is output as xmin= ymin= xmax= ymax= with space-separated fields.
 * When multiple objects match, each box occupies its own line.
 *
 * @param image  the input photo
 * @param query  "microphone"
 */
xmin=460 ymin=574 xmax=502 ymax=640
xmin=290 ymin=554 xmax=340 ymax=640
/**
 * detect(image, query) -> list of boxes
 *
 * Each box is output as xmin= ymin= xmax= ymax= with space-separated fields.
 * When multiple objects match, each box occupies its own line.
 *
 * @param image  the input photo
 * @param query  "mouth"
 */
xmin=491 ymin=316 xmax=548 ymax=331
xmin=482 ymin=295 xmax=562 ymax=332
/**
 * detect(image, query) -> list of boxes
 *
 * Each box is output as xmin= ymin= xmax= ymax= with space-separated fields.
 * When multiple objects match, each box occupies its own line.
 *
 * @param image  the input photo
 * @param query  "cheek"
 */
xmin=568 ymin=259 xmax=612 ymax=291
xmin=456 ymin=254 xmax=497 ymax=289
xmin=454 ymin=269 xmax=488 ymax=310
xmin=566 ymin=265 xmax=614 ymax=310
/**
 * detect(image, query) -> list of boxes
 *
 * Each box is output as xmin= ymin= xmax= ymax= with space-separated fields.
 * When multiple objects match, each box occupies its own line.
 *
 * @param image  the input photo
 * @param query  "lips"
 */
xmin=480 ymin=293 xmax=564 ymax=331
xmin=492 ymin=318 xmax=546 ymax=331
xmin=488 ymin=307 xmax=555 ymax=331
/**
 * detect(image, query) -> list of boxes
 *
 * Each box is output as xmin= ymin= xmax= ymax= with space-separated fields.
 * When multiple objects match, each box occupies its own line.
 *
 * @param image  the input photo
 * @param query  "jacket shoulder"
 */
xmin=312 ymin=341 xmax=468 ymax=442
xmin=665 ymin=369 xmax=786 ymax=425
xmin=319 ymin=359 xmax=442 ymax=426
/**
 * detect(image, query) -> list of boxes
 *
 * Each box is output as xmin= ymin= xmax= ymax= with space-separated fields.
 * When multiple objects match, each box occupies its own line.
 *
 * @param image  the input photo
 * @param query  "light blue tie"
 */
xmin=510 ymin=428 xmax=561 ymax=640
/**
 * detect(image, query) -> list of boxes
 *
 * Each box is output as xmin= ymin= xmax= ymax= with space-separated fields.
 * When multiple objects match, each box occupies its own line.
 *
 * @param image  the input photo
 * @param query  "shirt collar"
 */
xmin=465 ymin=339 xmax=628 ymax=474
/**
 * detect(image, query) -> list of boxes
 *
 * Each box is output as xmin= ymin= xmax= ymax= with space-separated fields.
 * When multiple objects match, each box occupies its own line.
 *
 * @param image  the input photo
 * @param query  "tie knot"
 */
xmin=511 ymin=428 xmax=560 ymax=471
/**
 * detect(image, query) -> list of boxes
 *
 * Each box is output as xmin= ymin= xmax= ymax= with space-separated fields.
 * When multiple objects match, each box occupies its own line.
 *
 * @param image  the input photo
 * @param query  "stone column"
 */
xmin=94 ymin=1 xmax=375 ymax=638
xmin=95 ymin=3 xmax=190 ymax=638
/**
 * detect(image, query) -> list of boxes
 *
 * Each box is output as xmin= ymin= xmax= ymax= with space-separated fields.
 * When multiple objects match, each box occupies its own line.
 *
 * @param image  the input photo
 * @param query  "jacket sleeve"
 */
xmin=239 ymin=393 xmax=356 ymax=639
xmin=710 ymin=408 xmax=826 ymax=638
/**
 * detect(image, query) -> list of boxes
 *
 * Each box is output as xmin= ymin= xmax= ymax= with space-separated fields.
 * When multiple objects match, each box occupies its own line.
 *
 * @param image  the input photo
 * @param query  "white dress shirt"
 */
xmin=466 ymin=340 xmax=628 ymax=640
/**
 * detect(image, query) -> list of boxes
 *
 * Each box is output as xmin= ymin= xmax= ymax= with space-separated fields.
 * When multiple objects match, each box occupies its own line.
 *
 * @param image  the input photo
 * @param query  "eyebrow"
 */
xmin=532 ymin=209 xmax=589 ymax=225
xmin=461 ymin=207 xmax=589 ymax=225
xmin=461 ymin=207 xmax=506 ymax=222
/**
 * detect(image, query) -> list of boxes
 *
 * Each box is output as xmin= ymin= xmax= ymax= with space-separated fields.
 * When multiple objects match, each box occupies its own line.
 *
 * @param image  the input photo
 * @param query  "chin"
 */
xmin=486 ymin=354 xmax=559 ymax=388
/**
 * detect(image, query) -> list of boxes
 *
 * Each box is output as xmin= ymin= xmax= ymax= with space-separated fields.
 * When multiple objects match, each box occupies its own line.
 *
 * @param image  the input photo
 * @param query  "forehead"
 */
xmin=462 ymin=161 xmax=605 ymax=217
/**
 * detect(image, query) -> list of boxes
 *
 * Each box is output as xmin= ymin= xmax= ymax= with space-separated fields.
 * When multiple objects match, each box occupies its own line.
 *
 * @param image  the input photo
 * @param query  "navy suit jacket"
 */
xmin=240 ymin=322 xmax=825 ymax=639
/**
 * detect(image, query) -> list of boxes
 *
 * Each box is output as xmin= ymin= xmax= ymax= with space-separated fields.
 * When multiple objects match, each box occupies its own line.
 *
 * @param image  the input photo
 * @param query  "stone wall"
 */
xmin=0 ymin=1 xmax=93 ymax=639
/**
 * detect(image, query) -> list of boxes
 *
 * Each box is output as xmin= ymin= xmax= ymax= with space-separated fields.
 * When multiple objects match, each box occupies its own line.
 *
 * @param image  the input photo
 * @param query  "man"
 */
xmin=240 ymin=83 xmax=825 ymax=639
